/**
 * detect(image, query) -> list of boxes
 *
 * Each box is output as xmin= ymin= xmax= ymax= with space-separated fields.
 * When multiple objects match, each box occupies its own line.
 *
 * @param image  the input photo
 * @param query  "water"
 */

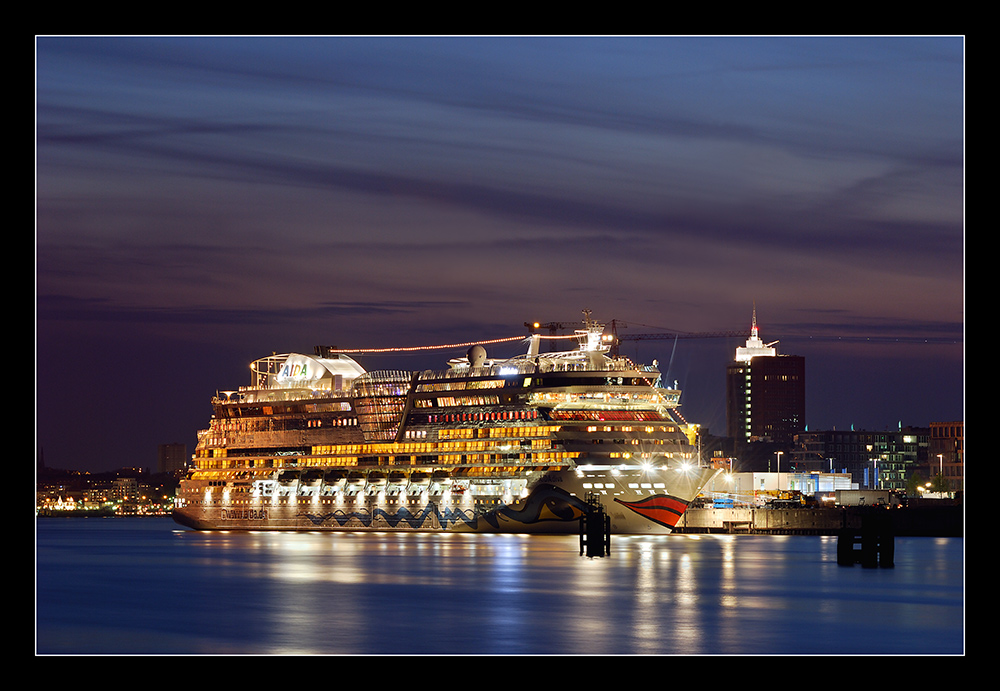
xmin=36 ymin=517 xmax=964 ymax=655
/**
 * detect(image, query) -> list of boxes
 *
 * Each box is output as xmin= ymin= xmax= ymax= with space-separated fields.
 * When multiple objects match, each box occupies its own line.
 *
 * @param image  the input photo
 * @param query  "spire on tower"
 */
xmin=735 ymin=303 xmax=776 ymax=362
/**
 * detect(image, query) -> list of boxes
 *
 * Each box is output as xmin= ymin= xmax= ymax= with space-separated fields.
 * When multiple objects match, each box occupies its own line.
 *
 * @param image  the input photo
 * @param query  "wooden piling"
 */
xmin=837 ymin=510 xmax=894 ymax=568
xmin=579 ymin=493 xmax=611 ymax=557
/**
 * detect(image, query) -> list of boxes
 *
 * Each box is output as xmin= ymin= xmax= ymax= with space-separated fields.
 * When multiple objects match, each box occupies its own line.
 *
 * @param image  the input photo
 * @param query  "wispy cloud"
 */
xmin=35 ymin=37 xmax=965 ymax=470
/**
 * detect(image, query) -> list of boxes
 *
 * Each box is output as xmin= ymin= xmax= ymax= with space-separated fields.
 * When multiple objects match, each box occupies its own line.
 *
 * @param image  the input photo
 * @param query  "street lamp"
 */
xmin=937 ymin=454 xmax=946 ymax=496
xmin=866 ymin=444 xmax=874 ymax=489
xmin=776 ymin=451 xmax=783 ymax=493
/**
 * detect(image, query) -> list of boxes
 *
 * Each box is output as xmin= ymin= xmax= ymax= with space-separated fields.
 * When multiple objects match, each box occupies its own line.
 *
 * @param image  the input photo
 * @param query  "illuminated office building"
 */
xmin=929 ymin=421 xmax=964 ymax=493
xmin=792 ymin=427 xmax=928 ymax=492
xmin=726 ymin=308 xmax=805 ymax=446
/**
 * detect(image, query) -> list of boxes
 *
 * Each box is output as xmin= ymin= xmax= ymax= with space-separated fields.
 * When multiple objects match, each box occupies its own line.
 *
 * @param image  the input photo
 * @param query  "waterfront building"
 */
xmin=112 ymin=477 xmax=139 ymax=504
xmin=725 ymin=308 xmax=805 ymax=447
xmin=929 ymin=421 xmax=964 ymax=494
xmin=791 ymin=427 xmax=928 ymax=492
xmin=702 ymin=471 xmax=855 ymax=505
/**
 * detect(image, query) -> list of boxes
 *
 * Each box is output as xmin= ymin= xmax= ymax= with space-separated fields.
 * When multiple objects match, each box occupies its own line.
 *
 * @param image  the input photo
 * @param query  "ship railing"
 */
xmin=419 ymin=358 xmax=655 ymax=381
xmin=420 ymin=362 xmax=537 ymax=380
xmin=214 ymin=386 xmax=353 ymax=404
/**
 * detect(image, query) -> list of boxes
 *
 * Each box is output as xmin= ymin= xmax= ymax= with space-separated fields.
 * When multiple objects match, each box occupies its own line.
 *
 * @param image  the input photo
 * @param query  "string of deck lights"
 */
xmin=327 ymin=333 xmax=578 ymax=354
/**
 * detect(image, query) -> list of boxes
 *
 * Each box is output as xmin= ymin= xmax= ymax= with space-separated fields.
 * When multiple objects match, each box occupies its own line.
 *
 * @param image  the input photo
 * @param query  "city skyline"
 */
xmin=36 ymin=36 xmax=964 ymax=473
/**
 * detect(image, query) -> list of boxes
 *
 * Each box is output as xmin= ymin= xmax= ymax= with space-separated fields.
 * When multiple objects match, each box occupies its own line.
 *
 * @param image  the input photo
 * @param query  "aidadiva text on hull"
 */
xmin=172 ymin=312 xmax=719 ymax=533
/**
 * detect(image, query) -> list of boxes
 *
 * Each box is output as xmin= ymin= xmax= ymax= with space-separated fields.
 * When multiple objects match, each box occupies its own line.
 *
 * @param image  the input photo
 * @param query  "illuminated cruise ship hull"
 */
xmin=171 ymin=467 xmax=717 ymax=534
xmin=173 ymin=316 xmax=719 ymax=534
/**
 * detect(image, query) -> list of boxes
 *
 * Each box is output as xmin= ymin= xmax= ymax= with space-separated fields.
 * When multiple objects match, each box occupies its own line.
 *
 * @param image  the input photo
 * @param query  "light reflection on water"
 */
xmin=36 ymin=519 xmax=963 ymax=655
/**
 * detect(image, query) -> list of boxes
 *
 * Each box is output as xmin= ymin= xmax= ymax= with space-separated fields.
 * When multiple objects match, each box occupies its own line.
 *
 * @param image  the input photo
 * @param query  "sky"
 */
xmin=35 ymin=36 xmax=965 ymax=473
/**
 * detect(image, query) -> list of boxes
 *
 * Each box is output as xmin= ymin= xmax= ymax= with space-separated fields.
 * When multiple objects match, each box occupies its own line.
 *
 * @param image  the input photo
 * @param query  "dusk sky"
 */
xmin=36 ymin=36 xmax=964 ymax=473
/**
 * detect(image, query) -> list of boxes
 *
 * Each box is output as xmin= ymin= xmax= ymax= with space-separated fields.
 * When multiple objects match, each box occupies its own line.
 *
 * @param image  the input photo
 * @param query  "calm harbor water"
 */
xmin=36 ymin=517 xmax=963 ymax=655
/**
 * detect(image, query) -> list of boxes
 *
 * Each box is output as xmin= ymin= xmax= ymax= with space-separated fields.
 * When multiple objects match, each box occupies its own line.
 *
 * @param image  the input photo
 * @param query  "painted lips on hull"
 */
xmin=613 ymin=494 xmax=689 ymax=530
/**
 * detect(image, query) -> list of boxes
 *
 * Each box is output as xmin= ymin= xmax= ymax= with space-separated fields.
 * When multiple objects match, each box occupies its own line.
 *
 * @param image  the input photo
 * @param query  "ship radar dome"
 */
xmin=467 ymin=344 xmax=487 ymax=367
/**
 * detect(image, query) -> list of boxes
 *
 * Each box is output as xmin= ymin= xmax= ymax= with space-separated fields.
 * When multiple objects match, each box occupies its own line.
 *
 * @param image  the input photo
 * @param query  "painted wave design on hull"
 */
xmin=478 ymin=484 xmax=591 ymax=531
xmin=613 ymin=494 xmax=689 ymax=530
xmin=297 ymin=504 xmax=478 ymax=530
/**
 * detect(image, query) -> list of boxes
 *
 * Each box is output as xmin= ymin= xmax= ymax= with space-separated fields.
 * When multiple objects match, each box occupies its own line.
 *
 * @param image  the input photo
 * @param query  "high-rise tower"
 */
xmin=726 ymin=307 xmax=805 ymax=446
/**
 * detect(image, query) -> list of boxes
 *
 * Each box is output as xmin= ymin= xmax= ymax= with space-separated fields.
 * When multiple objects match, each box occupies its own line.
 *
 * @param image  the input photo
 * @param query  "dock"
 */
xmin=673 ymin=504 xmax=962 ymax=537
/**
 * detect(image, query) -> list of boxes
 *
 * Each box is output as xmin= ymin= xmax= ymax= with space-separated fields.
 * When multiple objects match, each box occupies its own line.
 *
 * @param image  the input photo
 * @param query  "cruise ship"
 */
xmin=172 ymin=313 xmax=719 ymax=533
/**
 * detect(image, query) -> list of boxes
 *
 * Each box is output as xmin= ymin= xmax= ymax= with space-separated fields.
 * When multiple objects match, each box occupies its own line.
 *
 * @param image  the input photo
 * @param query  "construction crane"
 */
xmin=524 ymin=314 xmax=602 ymax=353
xmin=525 ymin=317 xmax=750 ymax=357
xmin=608 ymin=319 xmax=750 ymax=357
xmin=524 ymin=320 xmax=575 ymax=337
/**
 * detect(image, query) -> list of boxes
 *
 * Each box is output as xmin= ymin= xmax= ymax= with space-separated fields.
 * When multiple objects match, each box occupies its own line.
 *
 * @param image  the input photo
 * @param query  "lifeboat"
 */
xmin=322 ymin=469 xmax=347 ymax=495
xmin=344 ymin=471 xmax=366 ymax=495
xmin=277 ymin=470 xmax=300 ymax=483
xmin=366 ymin=471 xmax=387 ymax=494
xmin=300 ymin=469 xmax=323 ymax=486
xmin=298 ymin=469 xmax=324 ymax=496
xmin=276 ymin=470 xmax=300 ymax=495
xmin=386 ymin=471 xmax=408 ymax=495
xmin=429 ymin=470 xmax=452 ymax=495
xmin=405 ymin=471 xmax=429 ymax=496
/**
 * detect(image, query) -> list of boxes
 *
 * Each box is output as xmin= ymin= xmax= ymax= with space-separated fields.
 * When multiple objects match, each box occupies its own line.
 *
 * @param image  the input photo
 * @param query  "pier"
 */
xmin=673 ymin=503 xmax=961 ymax=537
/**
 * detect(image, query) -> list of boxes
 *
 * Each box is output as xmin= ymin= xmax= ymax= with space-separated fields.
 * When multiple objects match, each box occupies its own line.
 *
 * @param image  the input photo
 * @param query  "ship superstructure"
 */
xmin=172 ymin=313 xmax=719 ymax=533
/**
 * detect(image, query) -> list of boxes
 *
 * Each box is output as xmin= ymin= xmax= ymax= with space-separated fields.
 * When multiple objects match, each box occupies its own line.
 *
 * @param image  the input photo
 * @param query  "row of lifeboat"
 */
xmin=268 ymin=469 xmax=456 ymax=497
